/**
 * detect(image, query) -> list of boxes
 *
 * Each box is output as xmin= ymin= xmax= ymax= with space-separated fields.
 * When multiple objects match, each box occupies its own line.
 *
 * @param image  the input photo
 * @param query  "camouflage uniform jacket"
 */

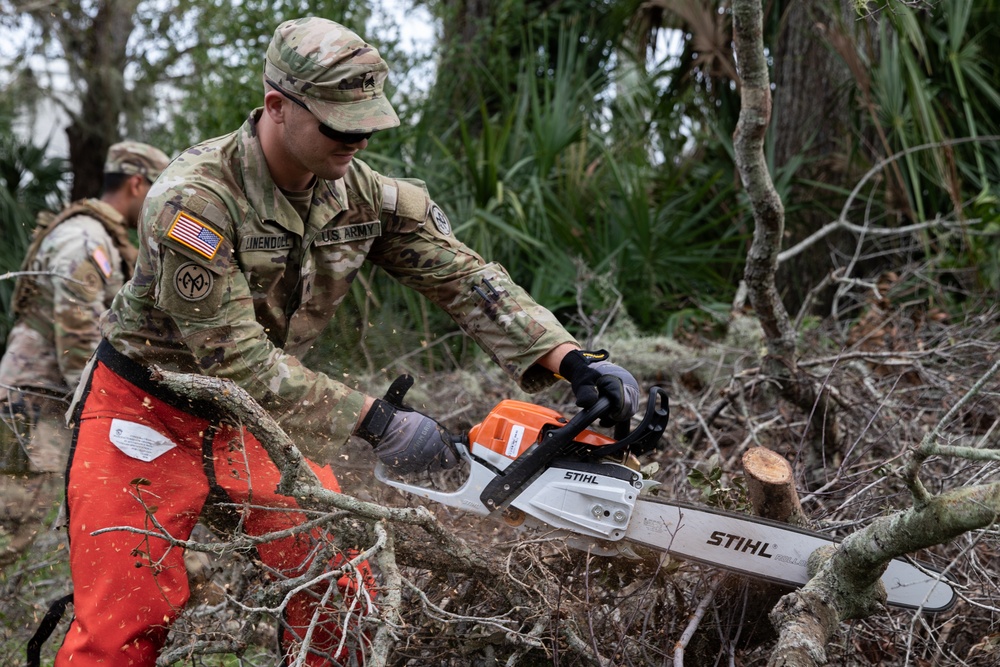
xmin=0 ymin=199 xmax=133 ymax=397
xmin=102 ymin=110 xmax=576 ymax=460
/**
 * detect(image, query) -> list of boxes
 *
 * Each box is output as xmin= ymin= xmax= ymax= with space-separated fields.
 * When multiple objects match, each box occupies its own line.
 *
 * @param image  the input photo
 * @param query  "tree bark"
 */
xmin=772 ymin=2 xmax=853 ymax=170
xmin=771 ymin=1 xmax=858 ymax=312
xmin=732 ymin=0 xmax=794 ymax=365
xmin=732 ymin=0 xmax=842 ymax=454
xmin=768 ymin=480 xmax=1000 ymax=667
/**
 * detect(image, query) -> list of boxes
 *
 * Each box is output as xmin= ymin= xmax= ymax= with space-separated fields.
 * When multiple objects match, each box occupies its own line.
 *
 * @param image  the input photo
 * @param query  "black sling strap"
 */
xmin=26 ymin=591 xmax=73 ymax=667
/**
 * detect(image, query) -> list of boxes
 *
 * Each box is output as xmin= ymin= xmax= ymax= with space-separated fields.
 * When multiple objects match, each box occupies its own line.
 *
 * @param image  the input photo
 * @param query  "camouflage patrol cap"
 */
xmin=264 ymin=17 xmax=400 ymax=134
xmin=104 ymin=142 xmax=171 ymax=182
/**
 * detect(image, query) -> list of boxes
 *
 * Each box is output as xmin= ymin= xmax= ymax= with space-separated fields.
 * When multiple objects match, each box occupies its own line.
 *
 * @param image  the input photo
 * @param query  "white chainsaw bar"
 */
xmin=624 ymin=497 xmax=957 ymax=612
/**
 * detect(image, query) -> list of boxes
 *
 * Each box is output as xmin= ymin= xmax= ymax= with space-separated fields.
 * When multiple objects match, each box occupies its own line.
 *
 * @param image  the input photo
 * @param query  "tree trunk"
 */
xmin=695 ymin=446 xmax=811 ymax=656
xmin=60 ymin=0 xmax=139 ymax=199
xmin=772 ymin=1 xmax=854 ymax=172
xmin=771 ymin=1 xmax=865 ymax=312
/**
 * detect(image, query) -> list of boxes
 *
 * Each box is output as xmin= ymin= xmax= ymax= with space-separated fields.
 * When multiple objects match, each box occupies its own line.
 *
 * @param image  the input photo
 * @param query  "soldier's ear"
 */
xmin=128 ymin=174 xmax=148 ymax=197
xmin=263 ymin=90 xmax=287 ymax=124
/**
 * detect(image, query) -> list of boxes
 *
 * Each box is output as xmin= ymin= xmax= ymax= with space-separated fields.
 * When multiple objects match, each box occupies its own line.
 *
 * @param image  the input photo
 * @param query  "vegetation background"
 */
xmin=1 ymin=0 xmax=1000 ymax=665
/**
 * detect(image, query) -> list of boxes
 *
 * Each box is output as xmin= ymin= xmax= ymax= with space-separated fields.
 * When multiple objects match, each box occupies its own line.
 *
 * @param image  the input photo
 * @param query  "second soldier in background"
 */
xmin=0 ymin=141 xmax=170 ymax=565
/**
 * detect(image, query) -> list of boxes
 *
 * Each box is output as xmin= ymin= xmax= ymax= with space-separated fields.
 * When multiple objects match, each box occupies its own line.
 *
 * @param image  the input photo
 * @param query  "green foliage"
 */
xmin=856 ymin=0 xmax=1000 ymax=311
xmin=867 ymin=2 xmax=1000 ymax=210
xmin=11 ymin=0 xmax=1000 ymax=375
xmin=687 ymin=466 xmax=749 ymax=512
xmin=420 ymin=0 xmax=639 ymax=137
xmin=0 ymin=127 xmax=68 ymax=345
xmin=382 ymin=22 xmax=747 ymax=345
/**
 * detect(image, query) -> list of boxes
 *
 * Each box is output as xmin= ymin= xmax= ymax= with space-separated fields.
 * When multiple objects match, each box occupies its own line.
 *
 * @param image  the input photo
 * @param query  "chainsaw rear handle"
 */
xmin=479 ymin=386 xmax=669 ymax=510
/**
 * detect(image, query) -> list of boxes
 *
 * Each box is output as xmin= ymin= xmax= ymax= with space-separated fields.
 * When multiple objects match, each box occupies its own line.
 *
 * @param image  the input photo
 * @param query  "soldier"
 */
xmin=53 ymin=17 xmax=640 ymax=666
xmin=0 ymin=142 xmax=170 ymax=566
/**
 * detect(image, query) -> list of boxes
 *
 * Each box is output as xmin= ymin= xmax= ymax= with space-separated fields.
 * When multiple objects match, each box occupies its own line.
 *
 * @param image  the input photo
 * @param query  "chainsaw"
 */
xmin=375 ymin=381 xmax=957 ymax=613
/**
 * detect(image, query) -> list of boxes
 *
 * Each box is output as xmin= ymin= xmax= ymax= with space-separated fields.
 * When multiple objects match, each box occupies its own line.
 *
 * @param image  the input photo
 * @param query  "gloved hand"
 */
xmin=558 ymin=349 xmax=640 ymax=423
xmin=355 ymin=375 xmax=459 ymax=474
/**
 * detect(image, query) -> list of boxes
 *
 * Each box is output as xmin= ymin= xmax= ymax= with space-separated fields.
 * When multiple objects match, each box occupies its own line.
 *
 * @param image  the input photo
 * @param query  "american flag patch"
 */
xmin=167 ymin=211 xmax=222 ymax=259
xmin=91 ymin=246 xmax=112 ymax=278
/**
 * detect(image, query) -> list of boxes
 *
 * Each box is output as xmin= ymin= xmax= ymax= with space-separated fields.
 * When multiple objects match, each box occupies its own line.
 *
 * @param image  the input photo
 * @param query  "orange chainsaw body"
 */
xmin=468 ymin=399 xmax=616 ymax=461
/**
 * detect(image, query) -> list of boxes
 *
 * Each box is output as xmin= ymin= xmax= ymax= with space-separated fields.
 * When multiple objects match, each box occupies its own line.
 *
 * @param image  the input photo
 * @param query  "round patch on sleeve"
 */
xmin=70 ymin=261 xmax=104 ymax=299
xmin=430 ymin=205 xmax=452 ymax=235
xmin=173 ymin=262 xmax=214 ymax=301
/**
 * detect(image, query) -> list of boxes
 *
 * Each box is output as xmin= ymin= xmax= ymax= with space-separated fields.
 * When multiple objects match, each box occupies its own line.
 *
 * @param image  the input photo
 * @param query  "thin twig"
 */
xmin=674 ymin=576 xmax=724 ymax=667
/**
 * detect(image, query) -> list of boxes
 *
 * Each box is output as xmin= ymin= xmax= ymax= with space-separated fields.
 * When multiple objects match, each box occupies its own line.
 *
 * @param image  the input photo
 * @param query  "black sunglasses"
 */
xmin=265 ymin=78 xmax=374 ymax=145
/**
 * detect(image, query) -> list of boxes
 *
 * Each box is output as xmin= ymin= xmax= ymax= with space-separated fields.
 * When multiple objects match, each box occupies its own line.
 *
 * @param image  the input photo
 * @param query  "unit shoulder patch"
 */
xmin=173 ymin=262 xmax=214 ymax=301
xmin=70 ymin=261 xmax=104 ymax=299
xmin=167 ymin=211 xmax=223 ymax=260
xmin=430 ymin=205 xmax=452 ymax=236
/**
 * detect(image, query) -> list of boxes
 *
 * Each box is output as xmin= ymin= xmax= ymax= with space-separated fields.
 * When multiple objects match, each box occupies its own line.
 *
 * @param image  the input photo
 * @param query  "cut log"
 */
xmin=743 ymin=446 xmax=810 ymax=528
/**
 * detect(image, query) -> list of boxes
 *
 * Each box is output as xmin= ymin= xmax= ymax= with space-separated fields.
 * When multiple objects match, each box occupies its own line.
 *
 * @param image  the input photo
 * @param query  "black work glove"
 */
xmin=559 ymin=349 xmax=640 ymax=423
xmin=356 ymin=375 xmax=459 ymax=474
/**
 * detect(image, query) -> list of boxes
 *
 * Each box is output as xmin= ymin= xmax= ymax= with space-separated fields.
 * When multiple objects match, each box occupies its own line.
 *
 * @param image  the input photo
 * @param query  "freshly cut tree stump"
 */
xmin=742 ymin=447 xmax=810 ymax=528
xmin=689 ymin=447 xmax=813 ymax=656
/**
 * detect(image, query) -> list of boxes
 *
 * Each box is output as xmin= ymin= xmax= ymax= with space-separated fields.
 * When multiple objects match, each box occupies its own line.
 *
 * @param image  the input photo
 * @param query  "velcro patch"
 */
xmin=315 ymin=221 xmax=381 ymax=246
xmin=167 ymin=211 xmax=223 ymax=260
xmin=91 ymin=246 xmax=113 ymax=278
xmin=382 ymin=182 xmax=399 ymax=213
xmin=395 ymin=180 xmax=429 ymax=220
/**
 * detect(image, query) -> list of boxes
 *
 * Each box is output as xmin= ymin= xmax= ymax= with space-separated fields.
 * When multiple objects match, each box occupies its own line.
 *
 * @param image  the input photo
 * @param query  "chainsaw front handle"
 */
xmin=374 ymin=440 xmax=496 ymax=516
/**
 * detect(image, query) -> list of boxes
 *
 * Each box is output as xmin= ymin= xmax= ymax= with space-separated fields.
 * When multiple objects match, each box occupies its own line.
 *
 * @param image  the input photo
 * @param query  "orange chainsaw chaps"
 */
xmin=468 ymin=399 xmax=615 ymax=460
xmin=55 ymin=361 xmax=375 ymax=667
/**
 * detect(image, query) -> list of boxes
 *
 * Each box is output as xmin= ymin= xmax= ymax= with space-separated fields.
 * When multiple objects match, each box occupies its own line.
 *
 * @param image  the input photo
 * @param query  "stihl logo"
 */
xmin=706 ymin=530 xmax=774 ymax=558
xmin=563 ymin=471 xmax=598 ymax=484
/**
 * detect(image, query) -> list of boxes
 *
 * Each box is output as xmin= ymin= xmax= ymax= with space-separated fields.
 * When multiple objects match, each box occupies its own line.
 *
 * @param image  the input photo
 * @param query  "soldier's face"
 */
xmin=127 ymin=176 xmax=153 ymax=228
xmin=284 ymin=103 xmax=368 ymax=181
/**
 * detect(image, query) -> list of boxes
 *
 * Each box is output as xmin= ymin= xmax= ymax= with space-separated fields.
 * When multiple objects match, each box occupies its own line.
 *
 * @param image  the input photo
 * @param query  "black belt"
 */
xmin=95 ymin=339 xmax=227 ymax=423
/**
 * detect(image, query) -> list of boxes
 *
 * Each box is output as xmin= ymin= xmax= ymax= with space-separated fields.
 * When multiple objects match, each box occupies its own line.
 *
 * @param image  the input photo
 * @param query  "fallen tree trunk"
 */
xmin=768 ymin=480 xmax=1000 ymax=667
